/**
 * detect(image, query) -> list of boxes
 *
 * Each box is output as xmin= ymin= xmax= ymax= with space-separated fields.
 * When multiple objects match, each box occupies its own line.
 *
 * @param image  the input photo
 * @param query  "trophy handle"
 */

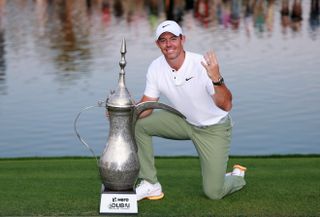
xmin=73 ymin=100 xmax=106 ymax=166
xmin=132 ymin=101 xmax=186 ymax=152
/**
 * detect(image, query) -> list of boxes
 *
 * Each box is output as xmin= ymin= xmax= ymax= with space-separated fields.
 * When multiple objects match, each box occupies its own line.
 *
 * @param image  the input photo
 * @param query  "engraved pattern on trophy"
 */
xmin=99 ymin=38 xmax=139 ymax=191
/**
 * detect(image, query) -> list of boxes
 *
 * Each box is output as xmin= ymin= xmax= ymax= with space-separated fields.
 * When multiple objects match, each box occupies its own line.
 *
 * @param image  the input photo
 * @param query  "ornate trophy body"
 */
xmin=74 ymin=39 xmax=184 ymax=214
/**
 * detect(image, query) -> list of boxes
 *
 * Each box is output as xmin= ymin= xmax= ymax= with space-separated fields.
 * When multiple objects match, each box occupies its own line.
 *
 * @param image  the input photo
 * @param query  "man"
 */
xmin=135 ymin=20 xmax=246 ymax=201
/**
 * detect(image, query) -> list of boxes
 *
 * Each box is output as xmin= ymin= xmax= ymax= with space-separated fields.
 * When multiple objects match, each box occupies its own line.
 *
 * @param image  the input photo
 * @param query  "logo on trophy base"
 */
xmin=100 ymin=190 xmax=137 ymax=214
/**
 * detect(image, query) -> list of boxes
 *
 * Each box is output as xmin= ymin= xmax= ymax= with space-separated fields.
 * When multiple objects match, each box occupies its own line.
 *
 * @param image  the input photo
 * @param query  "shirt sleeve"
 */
xmin=201 ymin=65 xmax=215 ymax=95
xmin=144 ymin=64 xmax=160 ymax=98
xmin=206 ymin=77 xmax=215 ymax=95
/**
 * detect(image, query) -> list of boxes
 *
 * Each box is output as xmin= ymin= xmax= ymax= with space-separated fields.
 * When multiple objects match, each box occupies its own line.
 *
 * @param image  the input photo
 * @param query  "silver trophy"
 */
xmin=74 ymin=39 xmax=184 ymax=214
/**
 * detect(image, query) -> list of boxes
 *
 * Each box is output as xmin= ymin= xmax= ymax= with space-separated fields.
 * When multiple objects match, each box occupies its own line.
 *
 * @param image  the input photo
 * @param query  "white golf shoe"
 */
xmin=225 ymin=164 xmax=247 ymax=177
xmin=135 ymin=180 xmax=164 ymax=201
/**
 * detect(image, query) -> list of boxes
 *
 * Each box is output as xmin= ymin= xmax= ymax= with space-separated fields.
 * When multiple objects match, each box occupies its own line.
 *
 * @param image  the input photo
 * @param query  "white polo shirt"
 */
xmin=144 ymin=51 xmax=228 ymax=126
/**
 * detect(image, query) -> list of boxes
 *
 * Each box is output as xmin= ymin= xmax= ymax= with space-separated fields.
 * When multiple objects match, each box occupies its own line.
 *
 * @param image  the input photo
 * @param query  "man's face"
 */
xmin=156 ymin=32 xmax=185 ymax=61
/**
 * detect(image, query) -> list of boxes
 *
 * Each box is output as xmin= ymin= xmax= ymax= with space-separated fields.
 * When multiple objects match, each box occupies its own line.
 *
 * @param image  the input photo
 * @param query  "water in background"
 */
xmin=0 ymin=0 xmax=319 ymax=158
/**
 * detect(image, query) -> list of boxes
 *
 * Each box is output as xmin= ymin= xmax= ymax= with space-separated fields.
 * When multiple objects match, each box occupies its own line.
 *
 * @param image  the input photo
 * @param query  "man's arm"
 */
xmin=201 ymin=51 xmax=233 ymax=111
xmin=212 ymin=84 xmax=232 ymax=111
xmin=137 ymin=95 xmax=159 ymax=118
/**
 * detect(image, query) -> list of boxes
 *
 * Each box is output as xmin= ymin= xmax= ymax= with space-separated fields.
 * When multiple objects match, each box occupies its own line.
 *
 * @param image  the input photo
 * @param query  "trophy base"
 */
xmin=99 ymin=189 xmax=138 ymax=215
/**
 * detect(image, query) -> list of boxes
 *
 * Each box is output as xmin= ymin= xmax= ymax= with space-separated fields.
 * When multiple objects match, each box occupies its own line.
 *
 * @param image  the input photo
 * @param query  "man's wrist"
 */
xmin=212 ymin=76 xmax=224 ymax=86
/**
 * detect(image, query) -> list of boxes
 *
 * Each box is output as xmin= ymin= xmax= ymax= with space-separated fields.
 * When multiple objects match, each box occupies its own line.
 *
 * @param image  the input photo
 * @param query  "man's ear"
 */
xmin=155 ymin=40 xmax=160 ymax=48
xmin=180 ymin=35 xmax=186 ymax=44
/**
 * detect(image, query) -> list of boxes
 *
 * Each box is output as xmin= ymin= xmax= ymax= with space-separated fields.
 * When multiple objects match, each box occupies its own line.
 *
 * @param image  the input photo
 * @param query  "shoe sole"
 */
xmin=146 ymin=192 xmax=164 ymax=200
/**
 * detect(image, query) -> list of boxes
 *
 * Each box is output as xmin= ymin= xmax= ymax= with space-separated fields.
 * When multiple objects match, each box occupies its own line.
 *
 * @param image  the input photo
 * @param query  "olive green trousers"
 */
xmin=135 ymin=110 xmax=246 ymax=200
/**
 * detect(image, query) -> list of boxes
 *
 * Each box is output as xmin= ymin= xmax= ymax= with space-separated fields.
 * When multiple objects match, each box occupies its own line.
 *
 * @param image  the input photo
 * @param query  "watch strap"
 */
xmin=212 ymin=77 xmax=224 ymax=86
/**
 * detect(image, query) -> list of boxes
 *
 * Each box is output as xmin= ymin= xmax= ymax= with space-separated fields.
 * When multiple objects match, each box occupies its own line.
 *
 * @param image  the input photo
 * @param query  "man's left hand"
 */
xmin=201 ymin=51 xmax=221 ymax=82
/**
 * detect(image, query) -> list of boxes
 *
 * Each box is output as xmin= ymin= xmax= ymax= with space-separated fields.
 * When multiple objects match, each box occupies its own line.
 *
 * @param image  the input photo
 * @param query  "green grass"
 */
xmin=0 ymin=156 xmax=319 ymax=216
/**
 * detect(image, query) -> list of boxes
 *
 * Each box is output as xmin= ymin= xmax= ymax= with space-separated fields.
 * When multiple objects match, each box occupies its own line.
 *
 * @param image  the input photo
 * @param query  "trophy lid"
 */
xmin=106 ymin=38 xmax=135 ymax=108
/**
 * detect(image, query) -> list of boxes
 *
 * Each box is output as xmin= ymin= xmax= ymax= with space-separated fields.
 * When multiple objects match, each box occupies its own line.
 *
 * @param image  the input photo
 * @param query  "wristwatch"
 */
xmin=212 ymin=76 xmax=224 ymax=86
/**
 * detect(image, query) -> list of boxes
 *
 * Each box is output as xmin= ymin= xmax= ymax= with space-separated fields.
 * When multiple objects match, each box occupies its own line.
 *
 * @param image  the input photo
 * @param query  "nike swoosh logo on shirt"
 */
xmin=185 ymin=77 xmax=194 ymax=81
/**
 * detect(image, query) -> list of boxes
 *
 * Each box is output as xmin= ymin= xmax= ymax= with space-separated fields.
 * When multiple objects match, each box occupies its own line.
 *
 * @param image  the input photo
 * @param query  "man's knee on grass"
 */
xmin=203 ymin=185 xmax=224 ymax=200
